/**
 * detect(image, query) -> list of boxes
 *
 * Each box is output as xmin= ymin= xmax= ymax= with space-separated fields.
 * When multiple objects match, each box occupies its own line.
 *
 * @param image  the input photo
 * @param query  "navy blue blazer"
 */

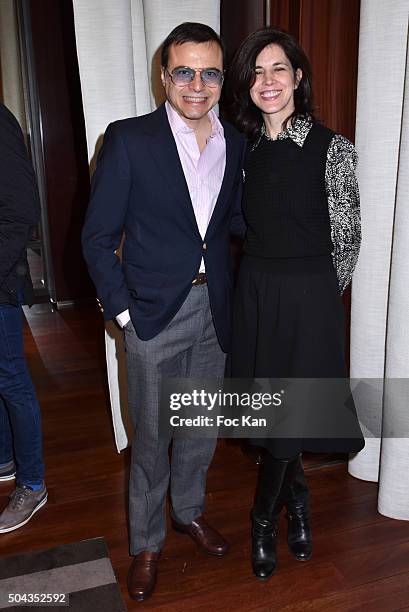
xmin=82 ymin=103 xmax=246 ymax=352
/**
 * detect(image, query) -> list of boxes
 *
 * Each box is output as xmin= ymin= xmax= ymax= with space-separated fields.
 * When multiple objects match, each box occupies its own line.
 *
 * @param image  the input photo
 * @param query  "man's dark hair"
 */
xmin=161 ymin=22 xmax=225 ymax=68
xmin=227 ymin=27 xmax=315 ymax=139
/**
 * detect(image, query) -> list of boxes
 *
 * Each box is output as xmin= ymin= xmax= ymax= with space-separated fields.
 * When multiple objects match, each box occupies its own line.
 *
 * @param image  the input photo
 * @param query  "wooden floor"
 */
xmin=1 ymin=303 xmax=409 ymax=611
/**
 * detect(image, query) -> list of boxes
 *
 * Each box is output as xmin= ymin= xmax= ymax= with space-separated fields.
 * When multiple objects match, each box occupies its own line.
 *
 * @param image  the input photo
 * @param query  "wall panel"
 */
xmin=268 ymin=0 xmax=300 ymax=36
xmin=29 ymin=0 xmax=93 ymax=304
xmin=221 ymin=0 xmax=265 ymax=64
xmin=299 ymin=0 xmax=360 ymax=139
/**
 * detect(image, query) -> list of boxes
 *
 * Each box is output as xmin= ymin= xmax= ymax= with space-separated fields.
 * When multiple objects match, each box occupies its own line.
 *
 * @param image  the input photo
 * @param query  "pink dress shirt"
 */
xmin=165 ymin=101 xmax=226 ymax=273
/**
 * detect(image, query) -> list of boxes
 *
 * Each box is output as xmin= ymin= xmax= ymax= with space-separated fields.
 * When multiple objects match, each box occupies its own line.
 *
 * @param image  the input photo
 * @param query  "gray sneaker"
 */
xmin=0 ymin=485 xmax=47 ymax=533
xmin=0 ymin=460 xmax=16 ymax=481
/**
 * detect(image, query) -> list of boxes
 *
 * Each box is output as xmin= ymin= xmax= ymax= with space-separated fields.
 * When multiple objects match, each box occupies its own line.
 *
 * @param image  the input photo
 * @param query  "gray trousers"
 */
xmin=124 ymin=285 xmax=226 ymax=555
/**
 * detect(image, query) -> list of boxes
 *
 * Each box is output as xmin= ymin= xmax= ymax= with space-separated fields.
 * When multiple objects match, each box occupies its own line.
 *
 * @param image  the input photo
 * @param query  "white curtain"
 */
xmin=0 ymin=0 xmax=26 ymax=132
xmin=73 ymin=0 xmax=220 ymax=451
xmin=349 ymin=0 xmax=409 ymax=520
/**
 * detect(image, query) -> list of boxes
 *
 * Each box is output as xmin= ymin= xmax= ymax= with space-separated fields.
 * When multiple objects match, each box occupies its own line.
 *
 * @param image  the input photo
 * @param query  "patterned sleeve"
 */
xmin=325 ymin=134 xmax=361 ymax=294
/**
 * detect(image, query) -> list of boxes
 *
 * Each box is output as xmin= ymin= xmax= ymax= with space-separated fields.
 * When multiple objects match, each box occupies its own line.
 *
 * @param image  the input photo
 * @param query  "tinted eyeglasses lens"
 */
xmin=201 ymin=69 xmax=223 ymax=86
xmin=171 ymin=68 xmax=223 ymax=86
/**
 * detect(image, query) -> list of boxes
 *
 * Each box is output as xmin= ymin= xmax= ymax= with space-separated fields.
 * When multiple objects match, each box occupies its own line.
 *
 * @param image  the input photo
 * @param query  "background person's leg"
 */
xmin=0 ymin=302 xmax=47 ymax=533
xmin=0 ymin=396 xmax=15 ymax=480
xmin=0 ymin=303 xmax=44 ymax=488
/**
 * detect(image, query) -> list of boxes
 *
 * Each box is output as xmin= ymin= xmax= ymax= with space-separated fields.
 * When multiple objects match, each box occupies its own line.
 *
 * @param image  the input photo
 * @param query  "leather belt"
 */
xmin=191 ymin=273 xmax=207 ymax=286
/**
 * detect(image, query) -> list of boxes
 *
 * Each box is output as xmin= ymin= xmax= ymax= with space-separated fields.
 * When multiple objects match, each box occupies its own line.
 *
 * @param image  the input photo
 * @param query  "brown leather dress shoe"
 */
xmin=172 ymin=515 xmax=229 ymax=556
xmin=127 ymin=551 xmax=160 ymax=602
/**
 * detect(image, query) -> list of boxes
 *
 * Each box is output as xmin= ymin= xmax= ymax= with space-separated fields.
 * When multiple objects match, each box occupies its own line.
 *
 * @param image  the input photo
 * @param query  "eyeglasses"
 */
xmin=165 ymin=66 xmax=224 ymax=87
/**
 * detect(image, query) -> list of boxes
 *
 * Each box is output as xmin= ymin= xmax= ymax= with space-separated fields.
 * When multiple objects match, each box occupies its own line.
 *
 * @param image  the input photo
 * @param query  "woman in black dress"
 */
xmin=228 ymin=28 xmax=364 ymax=580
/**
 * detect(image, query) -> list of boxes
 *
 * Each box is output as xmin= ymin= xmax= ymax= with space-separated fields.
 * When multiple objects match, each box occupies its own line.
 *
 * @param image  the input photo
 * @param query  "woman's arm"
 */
xmin=325 ymin=134 xmax=361 ymax=294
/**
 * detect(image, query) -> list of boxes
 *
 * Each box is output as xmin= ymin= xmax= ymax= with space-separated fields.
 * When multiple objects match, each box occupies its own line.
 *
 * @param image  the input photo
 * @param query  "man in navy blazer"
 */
xmin=82 ymin=23 xmax=245 ymax=601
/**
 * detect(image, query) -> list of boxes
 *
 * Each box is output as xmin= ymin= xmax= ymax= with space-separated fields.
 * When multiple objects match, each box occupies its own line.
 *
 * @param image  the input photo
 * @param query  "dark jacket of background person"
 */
xmin=0 ymin=103 xmax=40 ymax=305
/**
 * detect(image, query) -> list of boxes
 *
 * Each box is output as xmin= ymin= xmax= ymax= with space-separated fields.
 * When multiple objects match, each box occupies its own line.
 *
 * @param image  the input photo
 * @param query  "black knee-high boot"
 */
xmin=286 ymin=455 xmax=312 ymax=561
xmin=252 ymin=454 xmax=299 ymax=580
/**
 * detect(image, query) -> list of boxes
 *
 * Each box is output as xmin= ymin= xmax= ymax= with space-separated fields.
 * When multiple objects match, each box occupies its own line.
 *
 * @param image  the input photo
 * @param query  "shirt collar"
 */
xmin=252 ymin=115 xmax=313 ymax=151
xmin=165 ymin=100 xmax=224 ymax=138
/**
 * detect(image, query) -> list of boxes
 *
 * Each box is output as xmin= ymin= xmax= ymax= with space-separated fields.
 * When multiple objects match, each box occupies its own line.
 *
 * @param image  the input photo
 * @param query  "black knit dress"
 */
xmin=231 ymin=123 xmax=365 ymax=458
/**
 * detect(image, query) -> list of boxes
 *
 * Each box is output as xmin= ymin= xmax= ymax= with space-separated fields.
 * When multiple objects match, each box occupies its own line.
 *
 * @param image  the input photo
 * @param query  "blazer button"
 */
xmin=203 ymin=242 xmax=207 ymax=250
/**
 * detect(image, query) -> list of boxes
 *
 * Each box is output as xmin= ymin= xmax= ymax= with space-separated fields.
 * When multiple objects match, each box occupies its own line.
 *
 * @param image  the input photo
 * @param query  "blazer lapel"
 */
xmin=146 ymin=105 xmax=200 ymax=235
xmin=205 ymin=123 xmax=237 ymax=238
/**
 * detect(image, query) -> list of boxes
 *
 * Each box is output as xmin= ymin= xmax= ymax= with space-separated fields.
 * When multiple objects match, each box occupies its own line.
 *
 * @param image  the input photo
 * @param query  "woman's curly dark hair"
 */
xmin=225 ymin=27 xmax=315 ymax=140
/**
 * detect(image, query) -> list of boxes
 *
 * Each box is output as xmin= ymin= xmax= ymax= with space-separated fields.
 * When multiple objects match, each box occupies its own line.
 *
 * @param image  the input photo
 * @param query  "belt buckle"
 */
xmin=192 ymin=273 xmax=207 ymax=286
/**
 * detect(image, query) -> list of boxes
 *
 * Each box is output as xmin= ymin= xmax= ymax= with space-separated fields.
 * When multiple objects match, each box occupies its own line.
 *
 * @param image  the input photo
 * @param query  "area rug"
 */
xmin=0 ymin=537 xmax=126 ymax=611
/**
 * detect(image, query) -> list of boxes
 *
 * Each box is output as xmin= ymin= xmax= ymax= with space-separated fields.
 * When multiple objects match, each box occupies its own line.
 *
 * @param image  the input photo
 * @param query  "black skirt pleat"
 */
xmin=231 ymin=255 xmax=365 ymax=458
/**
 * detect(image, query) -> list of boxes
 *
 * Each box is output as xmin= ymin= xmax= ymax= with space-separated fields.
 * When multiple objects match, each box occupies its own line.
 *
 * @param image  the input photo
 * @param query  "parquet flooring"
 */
xmin=1 ymin=303 xmax=408 ymax=611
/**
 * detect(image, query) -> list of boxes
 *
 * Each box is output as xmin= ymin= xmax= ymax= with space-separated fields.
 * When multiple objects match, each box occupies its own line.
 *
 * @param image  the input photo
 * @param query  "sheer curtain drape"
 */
xmin=73 ymin=0 xmax=220 ymax=450
xmin=349 ymin=0 xmax=409 ymax=520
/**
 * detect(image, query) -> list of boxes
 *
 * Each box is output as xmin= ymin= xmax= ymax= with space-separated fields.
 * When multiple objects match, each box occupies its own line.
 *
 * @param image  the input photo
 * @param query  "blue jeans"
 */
xmin=0 ymin=300 xmax=44 ymax=487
